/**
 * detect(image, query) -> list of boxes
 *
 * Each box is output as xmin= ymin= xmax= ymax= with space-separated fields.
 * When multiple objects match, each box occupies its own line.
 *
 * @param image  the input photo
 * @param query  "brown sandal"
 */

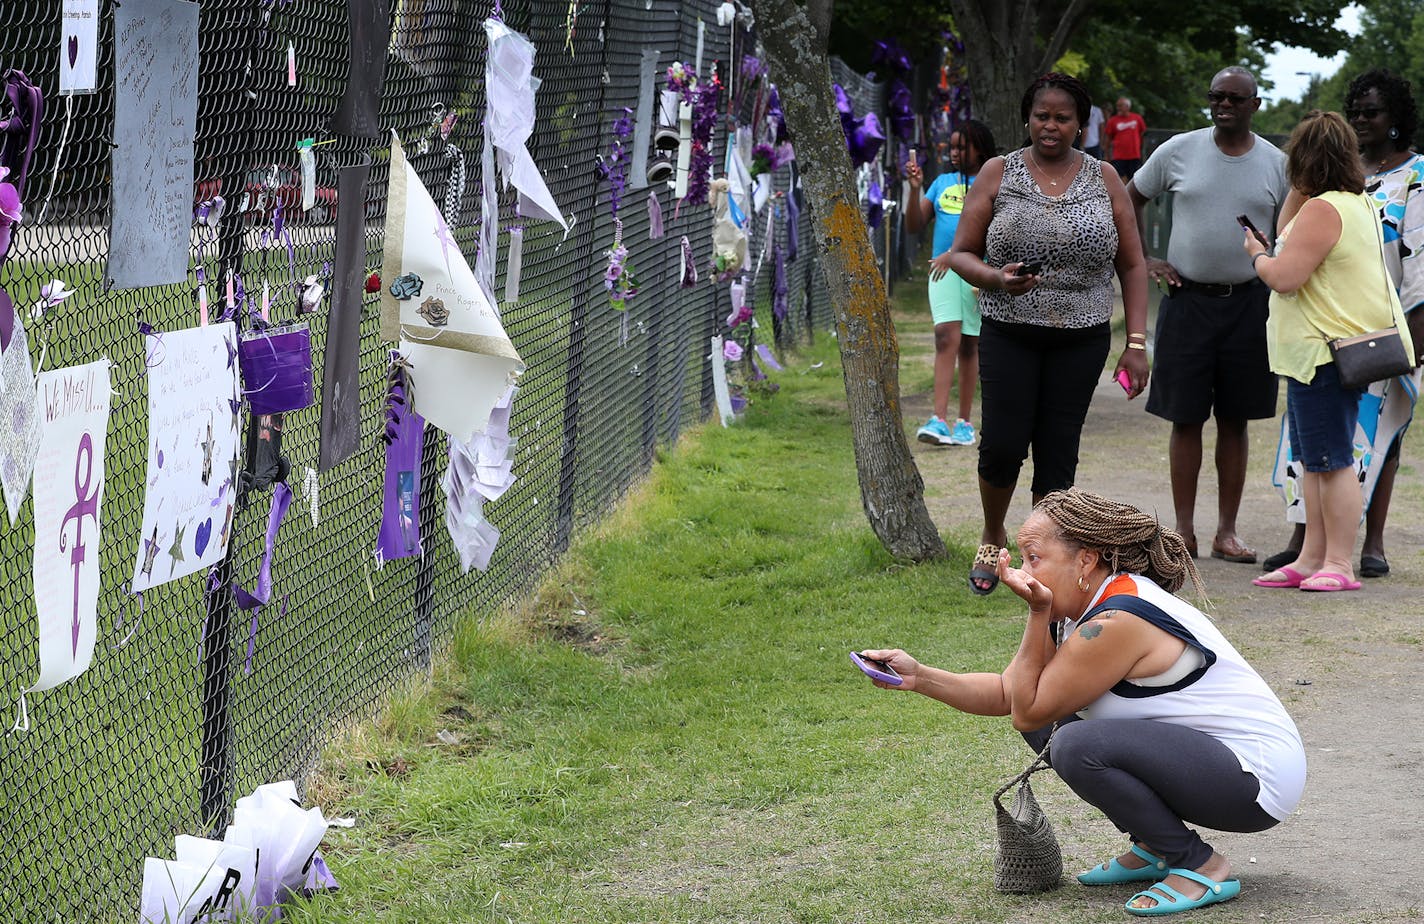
xmin=969 ymin=543 xmax=1000 ymax=596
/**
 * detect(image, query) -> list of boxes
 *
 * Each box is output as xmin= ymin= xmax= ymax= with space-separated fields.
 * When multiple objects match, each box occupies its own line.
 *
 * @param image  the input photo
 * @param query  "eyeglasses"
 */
xmin=1207 ymin=91 xmax=1256 ymax=105
xmin=1346 ymin=107 xmax=1384 ymax=120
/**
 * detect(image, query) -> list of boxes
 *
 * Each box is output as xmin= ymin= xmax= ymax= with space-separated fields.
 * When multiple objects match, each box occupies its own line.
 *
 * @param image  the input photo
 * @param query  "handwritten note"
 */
xmin=132 ymin=323 xmax=239 ymax=593
xmin=106 ymin=0 xmax=199 ymax=289
xmin=31 ymin=360 xmax=111 ymax=693
xmin=60 ymin=0 xmax=100 ymax=95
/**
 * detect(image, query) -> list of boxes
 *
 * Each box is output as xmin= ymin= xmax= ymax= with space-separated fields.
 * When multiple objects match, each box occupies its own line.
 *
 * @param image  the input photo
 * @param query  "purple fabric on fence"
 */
xmin=376 ymin=366 xmax=424 ymax=563
xmin=318 ymin=157 xmax=372 ymax=472
xmin=239 ymin=325 xmax=313 ymax=415
xmin=328 ymin=0 xmax=392 ymax=137
xmin=755 ymin=343 xmax=784 ymax=372
xmin=0 ymin=69 xmax=44 ymax=199
xmin=0 ymin=287 xmax=13 ymax=351
xmin=866 ymin=180 xmax=883 ymax=229
xmin=233 ymin=481 xmax=293 ymax=612
xmin=772 ymin=244 xmax=787 ymax=322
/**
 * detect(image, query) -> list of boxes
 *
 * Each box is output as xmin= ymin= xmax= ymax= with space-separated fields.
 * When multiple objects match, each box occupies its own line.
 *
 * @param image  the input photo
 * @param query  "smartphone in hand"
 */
xmin=1014 ymin=260 xmax=1043 ymax=277
xmin=850 ymin=651 xmax=903 ymax=685
xmin=1236 ymin=214 xmax=1269 ymax=249
xmin=1116 ymin=369 xmax=1132 ymax=393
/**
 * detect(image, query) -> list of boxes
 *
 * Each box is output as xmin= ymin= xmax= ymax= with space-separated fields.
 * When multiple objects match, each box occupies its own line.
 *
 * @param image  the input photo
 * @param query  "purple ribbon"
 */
xmin=772 ymin=244 xmax=787 ymax=322
xmin=785 ymin=180 xmax=800 ymax=263
xmin=0 ymin=69 xmax=44 ymax=199
xmin=755 ymin=343 xmax=784 ymax=372
xmin=235 ymin=483 xmax=293 ymax=675
xmin=376 ymin=355 xmax=424 ymax=563
xmin=866 ymin=180 xmax=883 ymax=229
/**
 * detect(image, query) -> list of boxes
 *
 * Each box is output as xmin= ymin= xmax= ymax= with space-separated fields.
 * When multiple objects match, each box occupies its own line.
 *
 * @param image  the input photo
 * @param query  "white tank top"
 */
xmin=1063 ymin=574 xmax=1307 ymax=821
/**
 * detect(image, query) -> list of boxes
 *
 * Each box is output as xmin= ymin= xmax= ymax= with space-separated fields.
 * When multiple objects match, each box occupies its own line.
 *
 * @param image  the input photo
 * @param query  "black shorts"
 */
xmin=1145 ymin=281 xmax=1278 ymax=424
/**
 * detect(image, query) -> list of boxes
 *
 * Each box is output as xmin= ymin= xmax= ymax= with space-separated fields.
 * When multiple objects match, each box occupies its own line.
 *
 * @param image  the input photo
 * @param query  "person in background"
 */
xmin=1084 ymin=101 xmax=1106 ymax=160
xmin=861 ymin=489 xmax=1305 ymax=916
xmin=1248 ymin=111 xmax=1413 ymax=592
xmin=905 ymin=120 xmax=999 ymax=447
xmin=1104 ymin=96 xmax=1147 ymax=180
xmin=1128 ymin=66 xmax=1287 ymax=564
xmin=948 ymin=73 xmax=1148 ymax=595
xmin=1263 ymin=68 xmax=1424 ymax=579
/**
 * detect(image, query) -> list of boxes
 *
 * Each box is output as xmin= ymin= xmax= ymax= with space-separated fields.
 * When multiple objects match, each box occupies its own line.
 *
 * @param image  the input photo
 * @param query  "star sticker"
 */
xmin=433 ymin=210 xmax=457 ymax=276
xmin=141 ymin=527 xmax=160 ymax=577
xmin=225 ymin=334 xmax=237 ymax=370
xmin=168 ymin=523 xmax=186 ymax=574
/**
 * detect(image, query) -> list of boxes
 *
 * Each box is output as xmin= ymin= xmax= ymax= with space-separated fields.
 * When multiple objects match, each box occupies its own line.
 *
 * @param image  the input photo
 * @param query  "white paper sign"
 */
xmin=31 ymin=360 xmax=111 ymax=693
xmin=132 ymin=323 xmax=239 ymax=592
xmin=172 ymin=835 xmax=257 ymax=921
xmin=140 ymin=857 xmax=235 ymax=924
xmin=381 ymin=136 xmax=524 ymax=441
xmin=0 ymin=316 xmax=41 ymax=524
xmin=60 ymin=0 xmax=101 ymax=95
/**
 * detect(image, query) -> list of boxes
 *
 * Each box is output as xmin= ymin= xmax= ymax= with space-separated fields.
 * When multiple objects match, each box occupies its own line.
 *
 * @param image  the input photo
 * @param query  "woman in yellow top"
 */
xmin=1245 ymin=110 xmax=1412 ymax=592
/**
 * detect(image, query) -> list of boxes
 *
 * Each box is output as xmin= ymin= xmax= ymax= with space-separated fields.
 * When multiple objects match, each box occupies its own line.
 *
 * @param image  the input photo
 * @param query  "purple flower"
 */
xmin=611 ymin=107 xmax=634 ymax=140
xmin=0 ymin=181 xmax=21 ymax=224
xmin=723 ymin=340 xmax=744 ymax=362
xmin=740 ymin=55 xmax=765 ymax=83
xmin=726 ymin=303 xmax=753 ymax=328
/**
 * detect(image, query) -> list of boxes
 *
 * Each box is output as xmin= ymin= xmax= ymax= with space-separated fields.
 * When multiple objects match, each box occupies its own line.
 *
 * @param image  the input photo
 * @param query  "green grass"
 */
xmin=279 ymin=324 xmax=1137 ymax=923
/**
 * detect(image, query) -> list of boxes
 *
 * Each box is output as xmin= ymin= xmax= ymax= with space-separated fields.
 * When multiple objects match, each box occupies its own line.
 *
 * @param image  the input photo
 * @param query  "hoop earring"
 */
xmin=1389 ymin=126 xmax=1400 ymax=139
xmin=1077 ymin=574 xmax=1090 ymax=592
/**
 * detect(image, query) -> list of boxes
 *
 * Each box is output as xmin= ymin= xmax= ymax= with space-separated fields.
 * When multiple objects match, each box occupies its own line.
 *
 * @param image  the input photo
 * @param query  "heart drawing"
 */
xmin=194 ymin=518 xmax=212 ymax=557
xmin=67 ymin=36 xmax=79 ymax=69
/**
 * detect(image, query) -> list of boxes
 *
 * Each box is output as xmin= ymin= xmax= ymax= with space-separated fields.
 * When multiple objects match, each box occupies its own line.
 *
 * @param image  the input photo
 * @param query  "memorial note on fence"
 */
xmin=106 ymin=0 xmax=198 ymax=289
xmin=132 ymin=323 xmax=239 ymax=592
xmin=31 ymin=360 xmax=111 ymax=694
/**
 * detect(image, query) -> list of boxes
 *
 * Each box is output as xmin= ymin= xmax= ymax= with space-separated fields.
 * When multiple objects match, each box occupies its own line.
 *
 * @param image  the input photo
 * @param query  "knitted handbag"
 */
xmin=992 ymin=736 xmax=1063 ymax=894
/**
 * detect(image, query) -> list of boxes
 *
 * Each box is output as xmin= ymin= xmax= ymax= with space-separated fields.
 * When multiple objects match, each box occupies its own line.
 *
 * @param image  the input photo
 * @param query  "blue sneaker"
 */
xmin=949 ymin=418 xmax=977 ymax=446
xmin=916 ymin=415 xmax=954 ymax=445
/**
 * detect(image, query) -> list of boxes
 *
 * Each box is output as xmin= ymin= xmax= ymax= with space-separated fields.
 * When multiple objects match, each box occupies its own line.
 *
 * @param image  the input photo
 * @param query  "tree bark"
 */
xmin=947 ymin=0 xmax=1099 ymax=150
xmin=752 ymin=0 xmax=946 ymax=561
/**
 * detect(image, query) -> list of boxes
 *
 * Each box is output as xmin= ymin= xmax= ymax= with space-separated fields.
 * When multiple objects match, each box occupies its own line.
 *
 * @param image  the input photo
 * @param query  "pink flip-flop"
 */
xmin=1252 ymin=566 xmax=1306 ymax=589
xmin=1299 ymin=571 xmax=1362 ymax=592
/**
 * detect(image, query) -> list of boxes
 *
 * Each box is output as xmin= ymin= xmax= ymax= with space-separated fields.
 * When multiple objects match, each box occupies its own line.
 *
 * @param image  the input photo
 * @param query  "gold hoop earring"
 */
xmin=1077 ymin=574 xmax=1090 ymax=592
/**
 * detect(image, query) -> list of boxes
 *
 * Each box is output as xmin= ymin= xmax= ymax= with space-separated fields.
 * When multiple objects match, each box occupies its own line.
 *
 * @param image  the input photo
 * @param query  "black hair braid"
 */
xmin=1036 ymin=489 xmax=1205 ymax=597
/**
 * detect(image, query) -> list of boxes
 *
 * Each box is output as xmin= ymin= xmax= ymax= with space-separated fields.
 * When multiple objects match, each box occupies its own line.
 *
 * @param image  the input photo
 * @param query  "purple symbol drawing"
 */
xmin=67 ymin=36 xmax=79 ymax=69
xmin=58 ymin=432 xmax=100 ymax=657
xmin=194 ymin=518 xmax=212 ymax=557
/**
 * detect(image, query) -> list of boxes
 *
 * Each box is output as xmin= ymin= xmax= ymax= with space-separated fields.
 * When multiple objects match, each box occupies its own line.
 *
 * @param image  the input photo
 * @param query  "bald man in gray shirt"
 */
xmin=1128 ymin=66 xmax=1288 ymax=563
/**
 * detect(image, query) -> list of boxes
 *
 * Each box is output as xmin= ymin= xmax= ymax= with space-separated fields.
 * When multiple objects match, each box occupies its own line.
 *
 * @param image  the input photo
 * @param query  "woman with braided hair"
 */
xmin=861 ymin=490 xmax=1305 ymax=916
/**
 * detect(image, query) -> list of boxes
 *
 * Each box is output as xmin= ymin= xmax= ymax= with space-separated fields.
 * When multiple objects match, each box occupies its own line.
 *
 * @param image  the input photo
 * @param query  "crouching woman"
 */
xmin=863 ymin=490 xmax=1305 ymax=916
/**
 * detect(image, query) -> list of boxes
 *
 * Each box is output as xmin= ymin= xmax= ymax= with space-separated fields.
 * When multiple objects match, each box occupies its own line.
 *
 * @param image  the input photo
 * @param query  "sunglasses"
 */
xmin=1206 ymin=91 xmax=1256 ymax=105
xmin=1346 ymin=107 xmax=1385 ymax=120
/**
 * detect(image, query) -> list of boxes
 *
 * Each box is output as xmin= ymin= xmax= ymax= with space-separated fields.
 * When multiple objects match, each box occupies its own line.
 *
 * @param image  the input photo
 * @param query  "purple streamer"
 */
xmin=785 ymin=179 xmax=799 ymax=263
xmin=866 ymin=180 xmax=883 ymax=229
xmin=234 ymin=481 xmax=293 ymax=611
xmin=647 ymin=190 xmax=664 ymax=240
xmin=376 ymin=357 xmax=424 ymax=563
xmin=755 ymin=343 xmax=784 ymax=372
xmin=772 ymin=244 xmax=788 ymax=321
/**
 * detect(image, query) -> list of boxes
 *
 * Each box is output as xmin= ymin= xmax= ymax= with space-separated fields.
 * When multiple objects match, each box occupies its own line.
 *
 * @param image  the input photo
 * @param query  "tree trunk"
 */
xmin=947 ymin=0 xmax=1098 ymax=150
xmin=752 ymin=0 xmax=946 ymax=561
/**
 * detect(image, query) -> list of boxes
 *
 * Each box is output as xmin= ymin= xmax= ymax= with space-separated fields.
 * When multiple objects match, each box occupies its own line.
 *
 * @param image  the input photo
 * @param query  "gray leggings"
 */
xmin=1023 ymin=718 xmax=1279 ymax=869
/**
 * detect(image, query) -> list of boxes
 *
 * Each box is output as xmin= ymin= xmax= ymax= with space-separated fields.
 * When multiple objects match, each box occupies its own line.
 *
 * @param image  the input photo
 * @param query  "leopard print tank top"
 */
xmin=977 ymin=149 xmax=1118 ymax=329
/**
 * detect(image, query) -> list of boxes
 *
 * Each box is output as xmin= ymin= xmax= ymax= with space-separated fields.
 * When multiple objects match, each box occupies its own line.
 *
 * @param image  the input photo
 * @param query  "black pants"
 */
xmin=1023 ymin=719 xmax=1279 ymax=869
xmin=977 ymin=318 xmax=1111 ymax=495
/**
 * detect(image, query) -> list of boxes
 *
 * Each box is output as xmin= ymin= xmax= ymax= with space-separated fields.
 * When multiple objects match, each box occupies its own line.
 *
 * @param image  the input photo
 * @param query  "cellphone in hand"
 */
xmin=1014 ymin=260 xmax=1043 ymax=277
xmin=1116 ymin=369 xmax=1132 ymax=393
xmin=850 ymin=651 xmax=903 ymax=685
xmin=1236 ymin=214 xmax=1269 ymax=248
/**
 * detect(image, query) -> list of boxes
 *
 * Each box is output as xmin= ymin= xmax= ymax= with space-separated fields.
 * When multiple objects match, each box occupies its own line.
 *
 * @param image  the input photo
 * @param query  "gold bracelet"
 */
xmin=1127 ymin=342 xmax=1146 ymax=350
xmin=1127 ymin=332 xmax=1147 ymax=340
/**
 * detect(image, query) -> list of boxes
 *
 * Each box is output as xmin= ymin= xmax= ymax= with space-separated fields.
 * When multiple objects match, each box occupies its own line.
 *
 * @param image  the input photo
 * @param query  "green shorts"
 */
xmin=928 ymin=268 xmax=981 ymax=335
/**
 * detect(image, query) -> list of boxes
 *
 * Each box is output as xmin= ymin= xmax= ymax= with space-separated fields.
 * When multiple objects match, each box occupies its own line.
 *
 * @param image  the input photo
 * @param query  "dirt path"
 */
xmin=901 ymin=322 xmax=1424 ymax=922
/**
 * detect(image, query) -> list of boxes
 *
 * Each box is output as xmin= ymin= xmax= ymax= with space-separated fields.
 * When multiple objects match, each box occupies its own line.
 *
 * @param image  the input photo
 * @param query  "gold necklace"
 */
xmin=1029 ymin=148 xmax=1077 ymax=188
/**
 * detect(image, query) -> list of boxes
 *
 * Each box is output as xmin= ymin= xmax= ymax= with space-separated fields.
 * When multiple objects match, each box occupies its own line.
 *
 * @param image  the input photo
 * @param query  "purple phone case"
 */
xmin=850 ymin=651 xmax=902 ymax=685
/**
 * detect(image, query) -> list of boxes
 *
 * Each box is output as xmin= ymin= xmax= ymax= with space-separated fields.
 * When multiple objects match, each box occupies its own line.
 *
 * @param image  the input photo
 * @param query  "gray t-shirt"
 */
xmin=1133 ymin=128 xmax=1288 ymax=284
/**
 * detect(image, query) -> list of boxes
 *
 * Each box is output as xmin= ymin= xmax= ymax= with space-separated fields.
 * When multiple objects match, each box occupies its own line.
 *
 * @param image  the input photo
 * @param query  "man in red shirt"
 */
xmin=1105 ymin=96 xmax=1147 ymax=180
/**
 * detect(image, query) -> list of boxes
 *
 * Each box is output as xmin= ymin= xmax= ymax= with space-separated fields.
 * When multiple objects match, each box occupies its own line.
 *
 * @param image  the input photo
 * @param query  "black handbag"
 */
xmin=1328 ymin=327 xmax=1411 ymax=389
xmin=1327 ymin=201 xmax=1414 ymax=389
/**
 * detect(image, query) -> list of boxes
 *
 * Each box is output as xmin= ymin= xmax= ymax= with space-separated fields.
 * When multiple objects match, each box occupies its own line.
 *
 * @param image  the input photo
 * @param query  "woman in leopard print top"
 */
xmin=949 ymin=72 xmax=1149 ymax=597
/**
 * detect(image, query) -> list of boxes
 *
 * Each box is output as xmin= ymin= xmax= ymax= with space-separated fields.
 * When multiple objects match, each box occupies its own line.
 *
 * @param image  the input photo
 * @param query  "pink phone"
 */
xmin=1116 ymin=369 xmax=1131 ymax=393
xmin=851 ymin=651 xmax=903 ymax=685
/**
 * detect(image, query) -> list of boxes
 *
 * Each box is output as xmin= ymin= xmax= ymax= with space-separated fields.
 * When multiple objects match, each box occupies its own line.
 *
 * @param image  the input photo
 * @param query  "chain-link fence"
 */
xmin=0 ymin=1 xmax=892 ymax=919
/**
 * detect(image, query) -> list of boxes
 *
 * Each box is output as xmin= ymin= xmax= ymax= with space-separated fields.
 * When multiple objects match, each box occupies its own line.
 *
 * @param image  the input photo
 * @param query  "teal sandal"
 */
xmin=1076 ymin=844 xmax=1168 ymax=885
xmin=1125 ymin=868 xmax=1240 ymax=916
